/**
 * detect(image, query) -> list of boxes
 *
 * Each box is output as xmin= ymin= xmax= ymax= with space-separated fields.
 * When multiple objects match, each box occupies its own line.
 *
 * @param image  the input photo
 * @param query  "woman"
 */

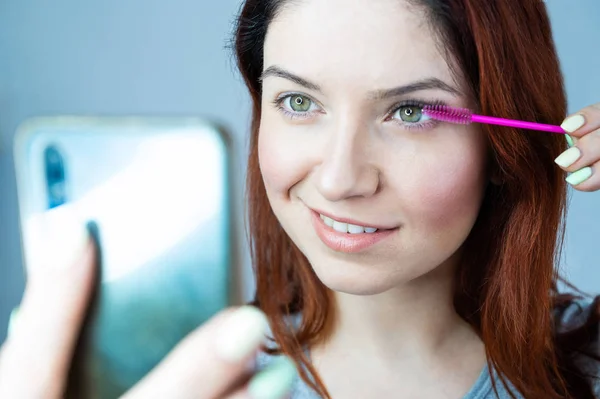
xmin=240 ymin=0 xmax=600 ymax=397
xmin=1 ymin=0 xmax=599 ymax=398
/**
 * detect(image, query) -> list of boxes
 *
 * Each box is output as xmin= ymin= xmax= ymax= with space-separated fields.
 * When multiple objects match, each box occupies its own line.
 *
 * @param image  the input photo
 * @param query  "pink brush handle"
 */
xmin=471 ymin=115 xmax=565 ymax=134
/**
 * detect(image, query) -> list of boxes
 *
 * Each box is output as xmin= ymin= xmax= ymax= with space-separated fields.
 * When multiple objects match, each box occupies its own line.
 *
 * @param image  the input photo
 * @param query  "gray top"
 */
xmin=256 ymin=300 xmax=600 ymax=398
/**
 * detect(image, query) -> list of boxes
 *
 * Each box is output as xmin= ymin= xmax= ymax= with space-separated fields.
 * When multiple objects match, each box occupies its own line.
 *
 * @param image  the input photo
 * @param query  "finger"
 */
xmin=225 ymin=389 xmax=252 ymax=399
xmin=224 ymin=356 xmax=297 ymax=399
xmin=554 ymin=128 xmax=600 ymax=173
xmin=560 ymin=103 xmax=600 ymax=139
xmin=123 ymin=306 xmax=270 ymax=399
xmin=0 ymin=207 xmax=95 ymax=399
xmin=566 ymin=161 xmax=598 ymax=193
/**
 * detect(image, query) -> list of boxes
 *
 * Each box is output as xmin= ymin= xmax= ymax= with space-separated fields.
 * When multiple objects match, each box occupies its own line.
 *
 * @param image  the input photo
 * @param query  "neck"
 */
xmin=319 ymin=258 xmax=481 ymax=364
xmin=309 ymin=259 xmax=488 ymax=398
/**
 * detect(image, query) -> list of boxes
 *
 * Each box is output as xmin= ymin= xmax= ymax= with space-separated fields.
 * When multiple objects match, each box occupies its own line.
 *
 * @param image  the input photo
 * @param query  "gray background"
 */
xmin=0 ymin=0 xmax=598 ymax=344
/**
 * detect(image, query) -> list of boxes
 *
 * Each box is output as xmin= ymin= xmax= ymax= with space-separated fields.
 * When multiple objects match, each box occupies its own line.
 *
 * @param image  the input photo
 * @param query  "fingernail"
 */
xmin=566 ymin=167 xmax=593 ymax=186
xmin=24 ymin=206 xmax=89 ymax=272
xmin=7 ymin=306 xmax=20 ymax=338
xmin=560 ymin=114 xmax=585 ymax=133
xmin=565 ymin=134 xmax=575 ymax=148
xmin=249 ymin=356 xmax=297 ymax=399
xmin=215 ymin=306 xmax=269 ymax=362
xmin=554 ymin=147 xmax=581 ymax=168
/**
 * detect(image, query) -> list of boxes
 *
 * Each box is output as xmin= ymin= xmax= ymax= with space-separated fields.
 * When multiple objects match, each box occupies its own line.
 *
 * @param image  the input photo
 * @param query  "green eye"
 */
xmin=289 ymin=95 xmax=312 ymax=112
xmin=398 ymin=105 xmax=424 ymax=123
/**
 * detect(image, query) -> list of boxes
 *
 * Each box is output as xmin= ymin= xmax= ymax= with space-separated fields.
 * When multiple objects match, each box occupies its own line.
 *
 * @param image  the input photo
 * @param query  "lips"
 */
xmin=310 ymin=210 xmax=397 ymax=253
xmin=315 ymin=209 xmax=397 ymax=231
xmin=319 ymin=214 xmax=379 ymax=234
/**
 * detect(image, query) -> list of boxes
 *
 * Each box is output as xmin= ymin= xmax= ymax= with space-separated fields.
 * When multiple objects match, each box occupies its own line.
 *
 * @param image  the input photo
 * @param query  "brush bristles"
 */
xmin=422 ymin=104 xmax=472 ymax=125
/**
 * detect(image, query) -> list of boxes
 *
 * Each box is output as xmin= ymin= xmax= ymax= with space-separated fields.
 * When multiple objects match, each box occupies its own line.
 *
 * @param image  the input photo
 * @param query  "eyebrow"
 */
xmin=260 ymin=66 xmax=322 ymax=92
xmin=369 ymin=78 xmax=460 ymax=99
xmin=260 ymin=65 xmax=461 ymax=98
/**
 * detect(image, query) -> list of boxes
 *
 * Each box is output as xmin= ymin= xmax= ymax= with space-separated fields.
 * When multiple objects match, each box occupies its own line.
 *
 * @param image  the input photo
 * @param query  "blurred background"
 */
xmin=0 ymin=0 xmax=599 ymax=345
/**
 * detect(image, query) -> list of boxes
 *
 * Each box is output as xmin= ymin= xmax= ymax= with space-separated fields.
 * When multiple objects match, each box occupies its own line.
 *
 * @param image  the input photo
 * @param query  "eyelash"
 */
xmin=272 ymin=93 xmax=321 ymax=121
xmin=385 ymin=99 xmax=445 ymax=130
xmin=272 ymin=93 xmax=446 ymax=130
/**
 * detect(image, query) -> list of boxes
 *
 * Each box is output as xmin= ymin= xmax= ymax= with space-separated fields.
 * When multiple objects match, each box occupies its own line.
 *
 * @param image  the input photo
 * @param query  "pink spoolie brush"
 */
xmin=422 ymin=104 xmax=565 ymax=134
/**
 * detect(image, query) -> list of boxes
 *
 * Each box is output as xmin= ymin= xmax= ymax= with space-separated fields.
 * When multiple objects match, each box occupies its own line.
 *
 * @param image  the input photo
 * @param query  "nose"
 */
xmin=316 ymin=118 xmax=381 ymax=201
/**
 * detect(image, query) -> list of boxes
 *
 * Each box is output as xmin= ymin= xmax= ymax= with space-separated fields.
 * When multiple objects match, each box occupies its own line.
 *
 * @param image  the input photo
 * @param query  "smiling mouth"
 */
xmin=310 ymin=210 xmax=398 ymax=253
xmin=318 ymin=213 xmax=381 ymax=234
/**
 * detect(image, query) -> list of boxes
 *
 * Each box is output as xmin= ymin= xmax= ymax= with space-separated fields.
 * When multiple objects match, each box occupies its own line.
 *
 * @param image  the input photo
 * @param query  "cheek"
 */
xmin=258 ymin=130 xmax=284 ymax=195
xmin=257 ymin=113 xmax=312 ymax=198
xmin=420 ymin=161 xmax=486 ymax=224
xmin=399 ymin=138 xmax=488 ymax=234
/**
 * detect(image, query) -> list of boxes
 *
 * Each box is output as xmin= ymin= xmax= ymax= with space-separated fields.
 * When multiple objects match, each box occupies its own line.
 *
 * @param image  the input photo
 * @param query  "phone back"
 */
xmin=14 ymin=117 xmax=232 ymax=398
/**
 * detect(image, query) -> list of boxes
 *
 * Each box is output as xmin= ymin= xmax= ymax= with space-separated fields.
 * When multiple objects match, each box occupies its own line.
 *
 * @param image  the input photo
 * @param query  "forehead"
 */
xmin=264 ymin=0 xmax=456 ymax=91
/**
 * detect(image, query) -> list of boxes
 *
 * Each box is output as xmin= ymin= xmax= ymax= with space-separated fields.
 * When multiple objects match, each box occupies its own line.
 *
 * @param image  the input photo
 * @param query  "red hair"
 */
xmin=233 ymin=0 xmax=600 ymax=397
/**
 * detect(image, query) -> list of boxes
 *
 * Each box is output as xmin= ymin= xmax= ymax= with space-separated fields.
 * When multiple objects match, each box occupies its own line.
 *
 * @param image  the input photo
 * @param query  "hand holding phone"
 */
xmin=0 ymin=208 xmax=282 ymax=399
xmin=4 ymin=117 xmax=298 ymax=398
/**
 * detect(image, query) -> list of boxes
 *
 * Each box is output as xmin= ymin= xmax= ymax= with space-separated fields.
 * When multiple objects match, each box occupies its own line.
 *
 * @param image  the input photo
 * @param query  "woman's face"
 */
xmin=258 ymin=0 xmax=489 ymax=295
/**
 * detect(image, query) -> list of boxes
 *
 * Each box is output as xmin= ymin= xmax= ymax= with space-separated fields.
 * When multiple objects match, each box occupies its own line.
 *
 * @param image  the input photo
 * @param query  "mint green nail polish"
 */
xmin=566 ymin=167 xmax=593 ymax=186
xmin=249 ymin=356 xmax=297 ymax=399
xmin=565 ymin=134 xmax=574 ymax=148
xmin=8 ymin=306 xmax=20 ymax=337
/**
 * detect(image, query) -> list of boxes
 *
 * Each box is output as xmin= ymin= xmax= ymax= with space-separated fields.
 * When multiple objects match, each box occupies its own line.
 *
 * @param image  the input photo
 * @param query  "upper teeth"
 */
xmin=320 ymin=214 xmax=378 ymax=234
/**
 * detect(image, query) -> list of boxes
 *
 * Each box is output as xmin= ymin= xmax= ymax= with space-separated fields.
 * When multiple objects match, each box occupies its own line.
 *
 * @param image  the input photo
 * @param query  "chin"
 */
xmin=306 ymin=254 xmax=417 ymax=296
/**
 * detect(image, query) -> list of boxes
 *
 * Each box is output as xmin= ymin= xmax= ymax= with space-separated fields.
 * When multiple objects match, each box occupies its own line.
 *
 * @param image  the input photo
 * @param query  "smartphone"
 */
xmin=14 ymin=117 xmax=233 ymax=398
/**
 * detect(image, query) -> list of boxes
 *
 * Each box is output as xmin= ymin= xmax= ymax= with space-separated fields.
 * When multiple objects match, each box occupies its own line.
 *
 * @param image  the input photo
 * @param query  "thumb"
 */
xmin=0 ymin=206 xmax=96 ymax=399
xmin=124 ymin=306 xmax=297 ymax=399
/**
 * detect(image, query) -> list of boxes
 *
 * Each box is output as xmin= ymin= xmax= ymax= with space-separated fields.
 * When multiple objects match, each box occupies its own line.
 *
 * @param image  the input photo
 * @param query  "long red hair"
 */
xmin=233 ymin=0 xmax=600 ymax=397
